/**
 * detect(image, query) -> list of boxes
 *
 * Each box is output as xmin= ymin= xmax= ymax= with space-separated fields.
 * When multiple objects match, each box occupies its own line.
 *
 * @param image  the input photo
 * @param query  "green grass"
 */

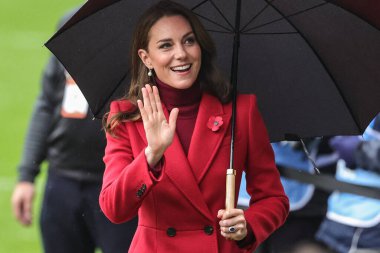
xmin=0 ymin=1 xmax=84 ymax=252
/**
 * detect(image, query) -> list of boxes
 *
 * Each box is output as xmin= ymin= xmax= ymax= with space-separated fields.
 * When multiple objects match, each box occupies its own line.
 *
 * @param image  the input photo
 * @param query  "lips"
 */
xmin=170 ymin=64 xmax=191 ymax=72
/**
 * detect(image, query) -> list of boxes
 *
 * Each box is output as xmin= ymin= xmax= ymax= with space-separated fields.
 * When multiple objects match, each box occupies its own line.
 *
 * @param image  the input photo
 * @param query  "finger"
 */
xmin=221 ymin=232 xmax=246 ymax=242
xmin=221 ymin=222 xmax=245 ymax=234
xmin=137 ymin=100 xmax=148 ymax=122
xmin=168 ymin=108 xmax=179 ymax=130
xmin=219 ymin=210 xmax=246 ymax=233
xmin=14 ymin=199 xmax=31 ymax=226
xmin=12 ymin=198 xmax=23 ymax=222
xmin=152 ymin=86 xmax=164 ymax=115
xmin=221 ymin=225 xmax=247 ymax=241
xmin=220 ymin=230 xmax=230 ymax=239
xmin=221 ymin=208 xmax=244 ymax=220
xmin=220 ymin=229 xmax=239 ymax=240
xmin=141 ymin=87 xmax=153 ymax=116
xmin=217 ymin=209 xmax=225 ymax=219
xmin=220 ymin=215 xmax=246 ymax=229
xmin=23 ymin=198 xmax=32 ymax=225
xmin=233 ymin=226 xmax=248 ymax=241
xmin=145 ymin=84 xmax=158 ymax=114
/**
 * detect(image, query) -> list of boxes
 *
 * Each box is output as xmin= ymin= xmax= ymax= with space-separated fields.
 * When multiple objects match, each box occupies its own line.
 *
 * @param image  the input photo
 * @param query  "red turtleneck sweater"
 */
xmin=155 ymin=78 xmax=202 ymax=155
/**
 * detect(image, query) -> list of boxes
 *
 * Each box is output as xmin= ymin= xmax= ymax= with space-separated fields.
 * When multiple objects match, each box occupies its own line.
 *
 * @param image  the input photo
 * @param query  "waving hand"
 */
xmin=137 ymin=85 xmax=179 ymax=167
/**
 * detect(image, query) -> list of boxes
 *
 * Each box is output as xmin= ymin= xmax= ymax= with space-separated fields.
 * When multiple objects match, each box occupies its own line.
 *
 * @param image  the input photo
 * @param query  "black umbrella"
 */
xmin=46 ymin=0 xmax=380 ymax=142
xmin=45 ymin=0 xmax=380 ymax=208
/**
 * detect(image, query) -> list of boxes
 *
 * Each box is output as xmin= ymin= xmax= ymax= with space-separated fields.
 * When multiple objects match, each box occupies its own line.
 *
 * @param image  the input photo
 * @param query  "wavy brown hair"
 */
xmin=104 ymin=0 xmax=232 ymax=135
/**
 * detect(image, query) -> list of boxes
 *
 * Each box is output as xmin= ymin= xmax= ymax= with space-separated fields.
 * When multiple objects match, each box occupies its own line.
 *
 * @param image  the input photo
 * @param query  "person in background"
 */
xmin=99 ymin=1 xmax=289 ymax=252
xmin=316 ymin=114 xmax=380 ymax=253
xmin=242 ymin=139 xmax=337 ymax=253
xmin=11 ymin=7 xmax=137 ymax=253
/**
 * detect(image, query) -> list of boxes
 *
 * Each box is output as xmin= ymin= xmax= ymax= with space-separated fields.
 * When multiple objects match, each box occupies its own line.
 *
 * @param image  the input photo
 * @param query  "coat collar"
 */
xmin=187 ymin=94 xmax=232 ymax=183
xmin=136 ymin=93 xmax=232 ymax=220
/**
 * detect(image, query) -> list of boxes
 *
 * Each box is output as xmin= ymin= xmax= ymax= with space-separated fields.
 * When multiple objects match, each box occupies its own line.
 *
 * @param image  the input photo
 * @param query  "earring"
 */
xmin=148 ymin=68 xmax=153 ymax=77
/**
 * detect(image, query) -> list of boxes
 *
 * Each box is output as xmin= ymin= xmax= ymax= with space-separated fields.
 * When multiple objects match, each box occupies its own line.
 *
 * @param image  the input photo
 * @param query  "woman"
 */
xmin=99 ymin=1 xmax=289 ymax=252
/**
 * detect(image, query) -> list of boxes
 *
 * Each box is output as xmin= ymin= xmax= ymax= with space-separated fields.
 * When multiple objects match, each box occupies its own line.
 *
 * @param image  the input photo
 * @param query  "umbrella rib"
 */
xmin=242 ymin=2 xmax=328 ymax=33
xmin=264 ymin=0 xmax=362 ymax=132
xmin=242 ymin=32 xmax=298 ymax=35
xmin=195 ymin=13 xmax=234 ymax=32
xmin=240 ymin=0 xmax=275 ymax=32
xmin=191 ymin=0 xmax=209 ymax=10
xmin=191 ymin=0 xmax=234 ymax=32
xmin=209 ymin=0 xmax=234 ymax=30
xmin=324 ymin=0 xmax=380 ymax=31
xmin=206 ymin=29 xmax=236 ymax=34
xmin=47 ymin=0 xmax=121 ymax=41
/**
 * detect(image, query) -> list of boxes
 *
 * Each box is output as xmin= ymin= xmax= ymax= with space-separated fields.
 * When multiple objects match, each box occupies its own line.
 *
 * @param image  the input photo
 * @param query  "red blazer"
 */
xmin=100 ymin=93 xmax=289 ymax=253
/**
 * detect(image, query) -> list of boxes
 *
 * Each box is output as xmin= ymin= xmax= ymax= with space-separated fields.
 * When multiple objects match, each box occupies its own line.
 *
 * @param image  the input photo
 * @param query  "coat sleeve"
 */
xmin=243 ymin=95 xmax=289 ymax=249
xmin=99 ymin=101 xmax=164 ymax=223
xmin=17 ymin=8 xmax=81 ymax=182
xmin=17 ymin=56 xmax=65 ymax=182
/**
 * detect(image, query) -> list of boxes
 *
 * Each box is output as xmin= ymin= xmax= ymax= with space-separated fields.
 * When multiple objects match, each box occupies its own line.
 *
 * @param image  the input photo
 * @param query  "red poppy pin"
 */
xmin=207 ymin=116 xmax=223 ymax=132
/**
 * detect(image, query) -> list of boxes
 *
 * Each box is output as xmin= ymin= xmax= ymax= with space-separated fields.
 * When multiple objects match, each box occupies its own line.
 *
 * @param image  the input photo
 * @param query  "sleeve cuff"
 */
xmin=236 ymin=222 xmax=255 ymax=248
xmin=148 ymin=158 xmax=164 ymax=178
xmin=17 ymin=165 xmax=40 ymax=183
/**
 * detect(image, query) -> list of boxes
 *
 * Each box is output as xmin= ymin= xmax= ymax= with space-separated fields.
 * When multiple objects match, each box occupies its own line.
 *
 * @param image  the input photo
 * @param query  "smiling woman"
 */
xmin=138 ymin=15 xmax=202 ymax=90
xmin=99 ymin=1 xmax=289 ymax=253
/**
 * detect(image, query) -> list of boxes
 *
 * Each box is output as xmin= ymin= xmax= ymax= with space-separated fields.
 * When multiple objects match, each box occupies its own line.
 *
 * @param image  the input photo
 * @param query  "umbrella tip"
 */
xmin=287 ymin=134 xmax=321 ymax=175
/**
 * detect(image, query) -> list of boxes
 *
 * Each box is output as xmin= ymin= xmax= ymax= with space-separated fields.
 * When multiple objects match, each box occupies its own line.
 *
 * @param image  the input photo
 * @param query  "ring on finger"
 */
xmin=228 ymin=226 xmax=236 ymax=233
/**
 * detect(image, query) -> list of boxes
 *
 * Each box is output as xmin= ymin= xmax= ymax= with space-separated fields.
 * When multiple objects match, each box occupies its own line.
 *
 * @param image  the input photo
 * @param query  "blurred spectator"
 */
xmin=240 ymin=138 xmax=338 ymax=253
xmin=11 ymin=7 xmax=137 ymax=253
xmin=316 ymin=114 xmax=380 ymax=253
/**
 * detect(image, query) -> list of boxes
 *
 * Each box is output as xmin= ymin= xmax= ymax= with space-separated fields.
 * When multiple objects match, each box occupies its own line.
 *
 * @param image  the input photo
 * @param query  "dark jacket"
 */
xmin=18 ymin=9 xmax=106 ymax=182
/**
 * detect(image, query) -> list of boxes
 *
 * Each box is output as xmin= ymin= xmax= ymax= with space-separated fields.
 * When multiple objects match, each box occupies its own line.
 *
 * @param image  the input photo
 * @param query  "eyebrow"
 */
xmin=156 ymin=31 xmax=194 ymax=44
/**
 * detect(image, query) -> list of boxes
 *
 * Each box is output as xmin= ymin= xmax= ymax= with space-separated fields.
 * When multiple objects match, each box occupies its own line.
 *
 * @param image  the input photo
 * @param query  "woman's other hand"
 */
xmin=137 ymin=84 xmax=179 ymax=167
xmin=218 ymin=208 xmax=248 ymax=241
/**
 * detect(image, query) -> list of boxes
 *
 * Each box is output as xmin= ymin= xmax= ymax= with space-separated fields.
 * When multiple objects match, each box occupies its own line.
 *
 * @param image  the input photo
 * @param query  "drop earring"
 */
xmin=148 ymin=68 xmax=153 ymax=77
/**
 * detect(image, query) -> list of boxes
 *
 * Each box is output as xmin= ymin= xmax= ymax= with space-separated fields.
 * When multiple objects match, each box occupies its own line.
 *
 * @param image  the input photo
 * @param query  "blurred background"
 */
xmin=0 ymin=1 xmax=82 ymax=252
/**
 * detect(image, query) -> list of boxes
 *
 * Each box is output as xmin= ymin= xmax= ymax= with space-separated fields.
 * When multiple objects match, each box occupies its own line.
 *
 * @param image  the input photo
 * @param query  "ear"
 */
xmin=138 ymin=49 xmax=152 ymax=69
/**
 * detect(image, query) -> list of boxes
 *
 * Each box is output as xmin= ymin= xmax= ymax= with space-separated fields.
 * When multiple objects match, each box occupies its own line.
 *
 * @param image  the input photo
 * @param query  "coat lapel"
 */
xmin=135 ymin=104 xmax=213 ymax=220
xmin=188 ymin=94 xmax=232 ymax=183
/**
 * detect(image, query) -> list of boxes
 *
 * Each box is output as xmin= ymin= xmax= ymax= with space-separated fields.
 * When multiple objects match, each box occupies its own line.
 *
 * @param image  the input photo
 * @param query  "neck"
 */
xmin=155 ymin=78 xmax=202 ymax=110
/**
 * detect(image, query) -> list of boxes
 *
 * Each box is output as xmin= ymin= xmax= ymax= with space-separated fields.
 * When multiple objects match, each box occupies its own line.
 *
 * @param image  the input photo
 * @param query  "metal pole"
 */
xmin=226 ymin=0 xmax=242 ymax=210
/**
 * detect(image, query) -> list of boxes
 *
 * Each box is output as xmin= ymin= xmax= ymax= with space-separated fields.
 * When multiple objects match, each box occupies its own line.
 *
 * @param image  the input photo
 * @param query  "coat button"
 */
xmin=166 ymin=227 xmax=176 ymax=237
xmin=204 ymin=225 xmax=213 ymax=235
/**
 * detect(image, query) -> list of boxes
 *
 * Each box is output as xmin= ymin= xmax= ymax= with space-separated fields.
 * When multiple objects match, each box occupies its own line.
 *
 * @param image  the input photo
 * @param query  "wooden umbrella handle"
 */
xmin=225 ymin=168 xmax=236 ymax=210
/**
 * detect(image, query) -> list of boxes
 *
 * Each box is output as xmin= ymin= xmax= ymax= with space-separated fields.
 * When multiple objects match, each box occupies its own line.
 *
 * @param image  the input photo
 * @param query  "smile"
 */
xmin=170 ymin=64 xmax=192 ymax=72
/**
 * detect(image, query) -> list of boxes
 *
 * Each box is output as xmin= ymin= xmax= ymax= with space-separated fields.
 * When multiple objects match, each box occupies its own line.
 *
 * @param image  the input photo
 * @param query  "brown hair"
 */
xmin=104 ymin=0 xmax=231 ymax=135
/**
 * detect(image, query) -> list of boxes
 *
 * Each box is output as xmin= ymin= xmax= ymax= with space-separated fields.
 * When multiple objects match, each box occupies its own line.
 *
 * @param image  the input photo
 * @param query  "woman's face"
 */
xmin=139 ymin=15 xmax=202 ymax=89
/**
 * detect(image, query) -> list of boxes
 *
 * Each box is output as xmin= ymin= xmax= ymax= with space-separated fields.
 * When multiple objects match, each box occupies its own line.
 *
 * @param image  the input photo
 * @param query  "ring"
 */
xmin=228 ymin=226 xmax=236 ymax=233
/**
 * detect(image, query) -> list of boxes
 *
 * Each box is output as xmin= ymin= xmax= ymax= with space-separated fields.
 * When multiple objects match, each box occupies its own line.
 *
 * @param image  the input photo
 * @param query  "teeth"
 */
xmin=171 ymin=64 xmax=191 ymax=71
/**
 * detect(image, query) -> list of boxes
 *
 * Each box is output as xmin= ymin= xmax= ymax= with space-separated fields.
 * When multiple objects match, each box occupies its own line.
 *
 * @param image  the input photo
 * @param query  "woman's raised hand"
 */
xmin=137 ymin=84 xmax=179 ymax=167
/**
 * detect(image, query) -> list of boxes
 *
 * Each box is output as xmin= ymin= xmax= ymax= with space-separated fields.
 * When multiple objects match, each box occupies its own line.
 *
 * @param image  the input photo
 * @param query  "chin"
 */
xmin=167 ymin=79 xmax=195 ymax=90
xmin=177 ymin=82 xmax=195 ymax=89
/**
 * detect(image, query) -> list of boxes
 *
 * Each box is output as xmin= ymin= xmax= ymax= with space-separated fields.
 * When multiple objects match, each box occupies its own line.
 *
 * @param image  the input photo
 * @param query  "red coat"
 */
xmin=100 ymin=93 xmax=289 ymax=253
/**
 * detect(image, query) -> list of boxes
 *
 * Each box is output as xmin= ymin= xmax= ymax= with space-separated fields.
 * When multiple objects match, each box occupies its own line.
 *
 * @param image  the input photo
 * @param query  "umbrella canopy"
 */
xmin=46 ymin=0 xmax=380 ymax=142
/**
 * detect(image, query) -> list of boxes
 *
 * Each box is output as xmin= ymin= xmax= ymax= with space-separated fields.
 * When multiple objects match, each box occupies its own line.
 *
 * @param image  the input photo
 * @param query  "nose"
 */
xmin=174 ymin=45 xmax=187 ymax=60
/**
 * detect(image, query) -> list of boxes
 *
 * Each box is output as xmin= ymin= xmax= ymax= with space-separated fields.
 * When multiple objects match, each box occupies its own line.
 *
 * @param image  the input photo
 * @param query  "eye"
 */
xmin=184 ymin=36 xmax=196 ymax=45
xmin=158 ymin=42 xmax=172 ymax=49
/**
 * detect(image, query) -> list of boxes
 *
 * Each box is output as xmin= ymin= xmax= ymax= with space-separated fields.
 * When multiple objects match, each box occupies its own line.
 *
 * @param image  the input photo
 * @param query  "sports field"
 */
xmin=0 ymin=1 xmax=83 ymax=252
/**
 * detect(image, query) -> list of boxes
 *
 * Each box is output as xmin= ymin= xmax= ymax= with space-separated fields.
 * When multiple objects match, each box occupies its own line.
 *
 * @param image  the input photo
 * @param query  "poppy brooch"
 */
xmin=207 ymin=116 xmax=223 ymax=132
